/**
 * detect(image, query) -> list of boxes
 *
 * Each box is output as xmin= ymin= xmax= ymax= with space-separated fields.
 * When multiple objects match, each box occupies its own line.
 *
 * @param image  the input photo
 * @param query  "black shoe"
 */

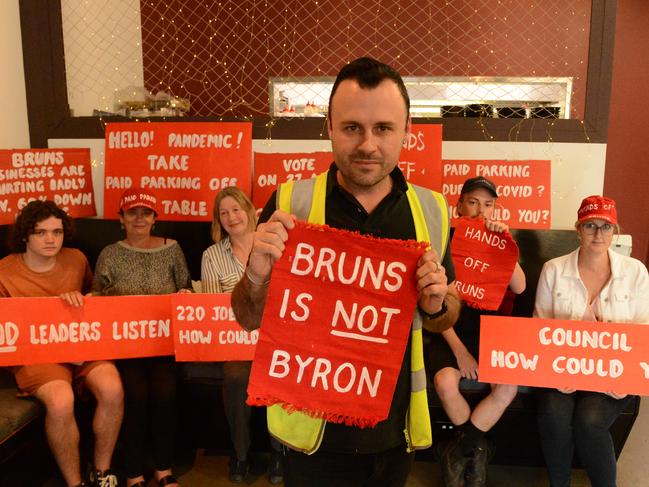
xmin=440 ymin=434 xmax=470 ymax=487
xmin=268 ymin=451 xmax=283 ymax=485
xmin=465 ymin=437 xmax=494 ymax=487
xmin=229 ymin=457 xmax=249 ymax=483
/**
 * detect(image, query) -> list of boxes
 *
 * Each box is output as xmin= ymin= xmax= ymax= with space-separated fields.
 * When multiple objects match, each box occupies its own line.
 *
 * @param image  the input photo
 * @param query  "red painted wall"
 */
xmin=605 ymin=0 xmax=649 ymax=263
xmin=140 ymin=0 xmax=590 ymax=118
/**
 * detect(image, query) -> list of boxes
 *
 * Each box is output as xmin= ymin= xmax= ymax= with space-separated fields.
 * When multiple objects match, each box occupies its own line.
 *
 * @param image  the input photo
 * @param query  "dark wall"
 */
xmin=510 ymin=228 xmax=578 ymax=317
xmin=0 ymin=221 xmax=577 ymax=306
xmin=605 ymin=0 xmax=649 ymax=264
xmin=0 ymin=220 xmax=213 ymax=281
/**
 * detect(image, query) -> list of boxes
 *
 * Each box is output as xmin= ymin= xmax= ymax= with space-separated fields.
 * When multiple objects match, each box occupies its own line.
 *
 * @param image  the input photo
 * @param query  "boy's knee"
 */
xmin=492 ymin=384 xmax=517 ymax=406
xmin=87 ymin=365 xmax=124 ymax=405
xmin=37 ymin=381 xmax=75 ymax=419
xmin=434 ymin=368 xmax=460 ymax=398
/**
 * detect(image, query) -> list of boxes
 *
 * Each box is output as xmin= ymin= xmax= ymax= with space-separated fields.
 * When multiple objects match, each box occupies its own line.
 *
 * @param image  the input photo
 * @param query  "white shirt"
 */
xmin=534 ymin=248 xmax=649 ymax=324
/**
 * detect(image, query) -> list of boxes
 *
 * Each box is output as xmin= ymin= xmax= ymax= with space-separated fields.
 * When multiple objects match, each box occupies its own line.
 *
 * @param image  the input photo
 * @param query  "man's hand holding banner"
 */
xmin=451 ymin=217 xmax=519 ymax=310
xmin=246 ymin=222 xmax=427 ymax=428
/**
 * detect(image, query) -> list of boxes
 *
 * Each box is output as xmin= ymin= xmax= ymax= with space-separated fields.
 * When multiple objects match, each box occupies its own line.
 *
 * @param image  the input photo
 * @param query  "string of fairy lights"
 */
xmin=61 ymin=0 xmax=593 ymax=173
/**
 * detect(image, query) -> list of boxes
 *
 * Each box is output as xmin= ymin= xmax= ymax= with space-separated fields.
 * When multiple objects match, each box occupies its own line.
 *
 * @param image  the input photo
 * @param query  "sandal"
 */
xmin=157 ymin=475 xmax=179 ymax=487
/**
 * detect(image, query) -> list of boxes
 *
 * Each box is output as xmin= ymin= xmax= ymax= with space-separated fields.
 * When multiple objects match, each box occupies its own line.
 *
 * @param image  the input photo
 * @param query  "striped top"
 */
xmin=201 ymin=237 xmax=244 ymax=293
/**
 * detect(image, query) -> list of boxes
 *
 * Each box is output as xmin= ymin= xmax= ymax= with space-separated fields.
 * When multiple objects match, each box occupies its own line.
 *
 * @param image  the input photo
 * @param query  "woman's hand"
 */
xmin=605 ymin=391 xmax=627 ymax=400
xmin=178 ymin=288 xmax=193 ymax=294
xmin=60 ymin=291 xmax=85 ymax=307
xmin=557 ymin=387 xmax=576 ymax=394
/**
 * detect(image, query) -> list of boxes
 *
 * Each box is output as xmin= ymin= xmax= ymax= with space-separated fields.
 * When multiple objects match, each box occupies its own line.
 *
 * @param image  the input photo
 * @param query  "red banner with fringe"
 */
xmin=246 ymin=221 xmax=426 ymax=428
xmin=451 ymin=217 xmax=519 ymax=310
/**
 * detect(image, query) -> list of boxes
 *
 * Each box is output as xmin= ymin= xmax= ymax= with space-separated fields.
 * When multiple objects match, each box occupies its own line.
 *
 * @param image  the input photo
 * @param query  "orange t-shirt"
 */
xmin=0 ymin=248 xmax=92 ymax=298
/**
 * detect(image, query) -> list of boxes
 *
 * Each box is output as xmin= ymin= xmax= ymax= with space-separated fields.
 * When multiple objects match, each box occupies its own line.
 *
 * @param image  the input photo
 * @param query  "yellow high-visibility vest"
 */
xmin=268 ymin=170 xmax=450 ymax=454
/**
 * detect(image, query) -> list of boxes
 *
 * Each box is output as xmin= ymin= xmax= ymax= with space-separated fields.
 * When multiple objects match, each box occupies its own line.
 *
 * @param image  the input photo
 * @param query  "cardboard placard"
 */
xmin=252 ymin=152 xmax=331 ymax=209
xmin=104 ymin=122 xmax=252 ymax=221
xmin=442 ymin=160 xmax=551 ymax=229
xmin=0 ymin=148 xmax=96 ymax=224
xmin=398 ymin=124 xmax=443 ymax=190
xmin=479 ymin=315 xmax=649 ymax=396
xmin=251 ymin=124 xmax=443 ymax=209
xmin=0 ymin=295 xmax=173 ymax=366
xmin=172 ymin=293 xmax=257 ymax=361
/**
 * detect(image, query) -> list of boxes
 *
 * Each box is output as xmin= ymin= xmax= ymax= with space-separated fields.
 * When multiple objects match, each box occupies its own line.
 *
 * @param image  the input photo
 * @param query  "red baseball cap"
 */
xmin=576 ymin=195 xmax=617 ymax=225
xmin=119 ymin=188 xmax=158 ymax=214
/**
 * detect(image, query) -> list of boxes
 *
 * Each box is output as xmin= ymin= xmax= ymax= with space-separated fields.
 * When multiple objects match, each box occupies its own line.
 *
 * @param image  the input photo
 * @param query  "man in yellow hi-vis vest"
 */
xmin=232 ymin=57 xmax=461 ymax=487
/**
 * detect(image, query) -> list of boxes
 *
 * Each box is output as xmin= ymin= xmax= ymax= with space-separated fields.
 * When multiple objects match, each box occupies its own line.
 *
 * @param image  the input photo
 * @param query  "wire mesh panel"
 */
xmin=61 ymin=0 xmax=144 ymax=116
xmin=61 ymin=0 xmax=591 ymax=118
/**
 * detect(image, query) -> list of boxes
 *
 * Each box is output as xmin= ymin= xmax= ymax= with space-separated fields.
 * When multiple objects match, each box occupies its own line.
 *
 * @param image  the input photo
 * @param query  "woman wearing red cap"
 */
xmin=93 ymin=188 xmax=192 ymax=487
xmin=534 ymin=195 xmax=649 ymax=487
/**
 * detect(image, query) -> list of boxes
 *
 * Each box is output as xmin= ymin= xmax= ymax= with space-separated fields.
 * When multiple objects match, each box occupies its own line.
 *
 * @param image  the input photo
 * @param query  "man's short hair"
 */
xmin=328 ymin=57 xmax=410 ymax=121
xmin=9 ymin=200 xmax=74 ymax=253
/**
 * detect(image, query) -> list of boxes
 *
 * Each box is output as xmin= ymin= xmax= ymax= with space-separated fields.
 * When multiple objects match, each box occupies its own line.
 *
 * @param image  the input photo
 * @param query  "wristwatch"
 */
xmin=418 ymin=300 xmax=448 ymax=320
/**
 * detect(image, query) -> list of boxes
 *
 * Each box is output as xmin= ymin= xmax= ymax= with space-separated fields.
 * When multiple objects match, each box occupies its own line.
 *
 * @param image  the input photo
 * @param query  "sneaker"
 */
xmin=229 ymin=457 xmax=249 ymax=483
xmin=268 ymin=451 xmax=284 ymax=485
xmin=439 ymin=434 xmax=470 ymax=487
xmin=465 ymin=438 xmax=495 ymax=487
xmin=90 ymin=469 xmax=119 ymax=487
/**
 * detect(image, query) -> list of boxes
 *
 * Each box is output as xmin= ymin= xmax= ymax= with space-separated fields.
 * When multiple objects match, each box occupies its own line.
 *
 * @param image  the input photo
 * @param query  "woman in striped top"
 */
xmin=201 ymin=187 xmax=283 ymax=484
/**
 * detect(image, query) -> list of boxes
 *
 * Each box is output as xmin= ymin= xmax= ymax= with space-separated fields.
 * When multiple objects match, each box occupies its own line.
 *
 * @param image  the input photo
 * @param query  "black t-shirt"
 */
xmin=258 ymin=163 xmax=455 ymax=453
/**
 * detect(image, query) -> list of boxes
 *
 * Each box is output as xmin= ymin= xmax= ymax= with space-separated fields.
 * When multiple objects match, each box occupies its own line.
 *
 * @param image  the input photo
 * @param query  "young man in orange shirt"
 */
xmin=0 ymin=201 xmax=123 ymax=487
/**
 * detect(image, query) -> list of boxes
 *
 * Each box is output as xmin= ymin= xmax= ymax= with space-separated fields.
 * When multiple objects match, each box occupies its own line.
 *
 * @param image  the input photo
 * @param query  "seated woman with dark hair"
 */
xmin=93 ymin=189 xmax=192 ymax=487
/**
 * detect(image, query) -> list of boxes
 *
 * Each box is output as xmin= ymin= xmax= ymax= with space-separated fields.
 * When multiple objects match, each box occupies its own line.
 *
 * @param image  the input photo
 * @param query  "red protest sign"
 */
xmin=442 ymin=160 xmax=551 ymax=229
xmin=398 ymin=124 xmax=443 ymax=190
xmin=451 ymin=217 xmax=519 ymax=310
xmin=251 ymin=124 xmax=442 ymax=209
xmin=0 ymin=295 xmax=173 ymax=366
xmin=172 ymin=293 xmax=257 ymax=361
xmin=252 ymin=152 xmax=331 ymax=209
xmin=246 ymin=222 xmax=427 ymax=428
xmin=104 ymin=122 xmax=252 ymax=221
xmin=479 ymin=315 xmax=649 ymax=396
xmin=0 ymin=149 xmax=96 ymax=224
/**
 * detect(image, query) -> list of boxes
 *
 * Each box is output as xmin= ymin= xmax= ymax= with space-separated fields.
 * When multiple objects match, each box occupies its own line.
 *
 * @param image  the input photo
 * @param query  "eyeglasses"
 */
xmin=581 ymin=222 xmax=615 ymax=235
